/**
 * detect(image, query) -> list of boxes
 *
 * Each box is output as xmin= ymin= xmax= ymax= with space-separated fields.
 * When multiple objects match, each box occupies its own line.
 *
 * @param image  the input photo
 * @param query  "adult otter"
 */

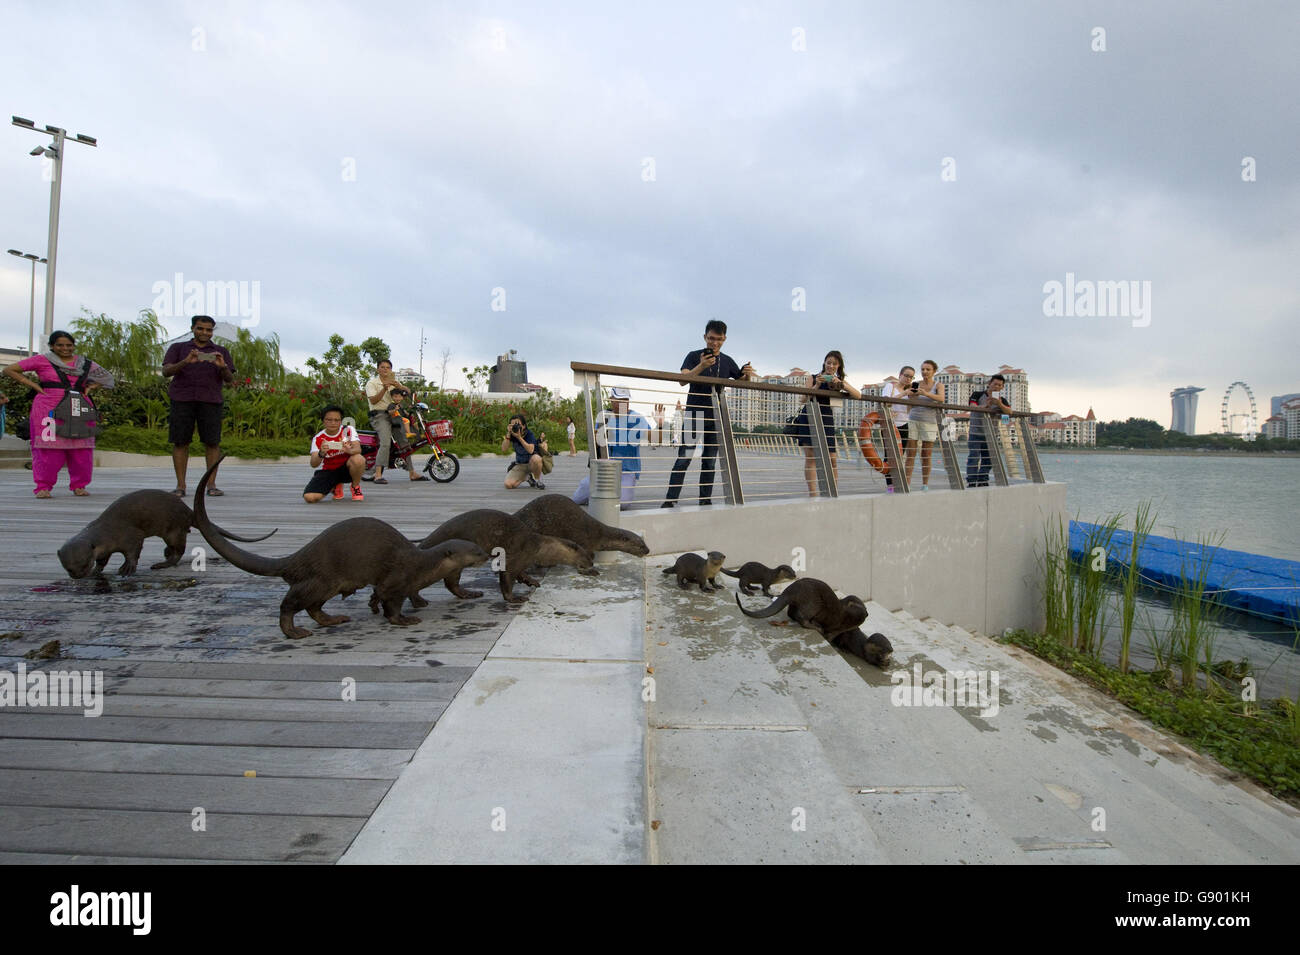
xmin=58 ymin=489 xmax=277 ymax=578
xmin=193 ymin=459 xmax=488 ymax=637
xmin=735 ymin=577 xmax=867 ymax=640
xmin=831 ymin=628 xmax=894 ymax=667
xmin=513 ymin=495 xmax=649 ymax=558
xmin=720 ymin=561 xmax=797 ymax=596
xmin=417 ymin=509 xmax=593 ymax=603
xmin=662 ymin=551 xmax=726 ymax=592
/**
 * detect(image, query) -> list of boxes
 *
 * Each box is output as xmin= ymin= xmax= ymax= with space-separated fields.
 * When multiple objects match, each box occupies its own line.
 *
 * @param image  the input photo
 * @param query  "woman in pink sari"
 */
xmin=2 ymin=330 xmax=114 ymax=498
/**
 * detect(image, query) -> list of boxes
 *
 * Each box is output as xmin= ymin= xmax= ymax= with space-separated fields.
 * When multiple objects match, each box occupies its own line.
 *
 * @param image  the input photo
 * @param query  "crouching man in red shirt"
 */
xmin=304 ymin=405 xmax=366 ymax=503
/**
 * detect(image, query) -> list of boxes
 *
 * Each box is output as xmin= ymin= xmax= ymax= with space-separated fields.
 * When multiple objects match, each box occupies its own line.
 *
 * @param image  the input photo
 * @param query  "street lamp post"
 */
xmin=11 ymin=116 xmax=97 ymax=341
xmin=6 ymin=249 xmax=47 ymax=356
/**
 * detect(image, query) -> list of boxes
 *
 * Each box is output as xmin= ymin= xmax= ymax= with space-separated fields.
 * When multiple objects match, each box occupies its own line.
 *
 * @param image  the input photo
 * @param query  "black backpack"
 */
xmin=46 ymin=360 xmax=101 ymax=440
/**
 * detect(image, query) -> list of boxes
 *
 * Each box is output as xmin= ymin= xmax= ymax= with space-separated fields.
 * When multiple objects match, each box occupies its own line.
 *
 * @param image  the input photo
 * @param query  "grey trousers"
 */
xmin=369 ymin=410 xmax=410 ymax=472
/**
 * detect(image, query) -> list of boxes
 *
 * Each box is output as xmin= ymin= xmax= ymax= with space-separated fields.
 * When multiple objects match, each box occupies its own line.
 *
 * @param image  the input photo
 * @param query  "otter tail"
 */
xmin=720 ymin=568 xmax=741 ymax=578
xmin=661 ymin=566 xmax=675 ymax=575
xmin=214 ymin=523 xmax=277 ymax=544
xmin=194 ymin=457 xmax=288 ymax=577
xmin=736 ymin=592 xmax=789 ymax=619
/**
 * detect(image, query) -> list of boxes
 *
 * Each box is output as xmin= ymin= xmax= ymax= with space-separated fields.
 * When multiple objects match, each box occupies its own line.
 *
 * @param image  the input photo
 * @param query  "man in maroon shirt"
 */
xmin=162 ymin=315 xmax=236 ymax=496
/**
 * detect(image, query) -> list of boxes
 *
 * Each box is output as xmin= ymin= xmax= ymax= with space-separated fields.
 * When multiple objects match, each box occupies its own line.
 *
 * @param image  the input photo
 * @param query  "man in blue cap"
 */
xmin=573 ymin=386 xmax=651 ymax=507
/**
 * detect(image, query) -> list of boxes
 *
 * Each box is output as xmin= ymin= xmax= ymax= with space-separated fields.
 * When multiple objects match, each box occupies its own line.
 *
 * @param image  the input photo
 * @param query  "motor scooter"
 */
xmin=353 ymin=402 xmax=460 ymax=483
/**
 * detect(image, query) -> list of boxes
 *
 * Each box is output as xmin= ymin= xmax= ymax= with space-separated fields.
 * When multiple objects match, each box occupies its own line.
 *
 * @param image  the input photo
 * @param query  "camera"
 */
xmin=910 ymin=381 xmax=919 ymax=392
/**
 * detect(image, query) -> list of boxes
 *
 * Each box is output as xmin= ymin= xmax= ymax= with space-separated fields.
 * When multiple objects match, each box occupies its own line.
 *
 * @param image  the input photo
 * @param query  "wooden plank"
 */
xmin=0 ymin=739 xmax=411 ymax=778
xmin=90 ymin=677 xmax=461 ymax=701
xmin=0 ymin=805 xmax=360 ymax=862
xmin=0 ymin=852 xmax=285 ymax=864
xmin=6 ymin=659 xmax=478 ymax=683
xmin=0 ymin=695 xmax=446 ymax=722
xmin=0 ymin=769 xmax=390 ymax=816
xmin=0 ymin=714 xmax=433 ymax=749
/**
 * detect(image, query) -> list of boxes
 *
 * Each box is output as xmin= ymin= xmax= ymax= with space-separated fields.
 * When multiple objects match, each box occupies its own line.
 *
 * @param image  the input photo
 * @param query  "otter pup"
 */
xmin=192 ymin=459 xmax=488 ymax=638
xmin=662 ymin=551 xmax=726 ymax=592
xmin=735 ymin=577 xmax=867 ymax=640
xmin=831 ymin=628 xmax=894 ymax=667
xmin=720 ymin=561 xmax=797 ymax=596
xmin=58 ymin=489 xmax=277 ymax=578
xmin=417 ymin=509 xmax=594 ymax=603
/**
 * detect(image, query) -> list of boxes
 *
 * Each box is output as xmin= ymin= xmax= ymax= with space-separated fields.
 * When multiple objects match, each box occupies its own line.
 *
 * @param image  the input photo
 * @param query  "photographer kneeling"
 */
xmin=502 ymin=414 xmax=545 ymax=490
xmin=303 ymin=406 xmax=366 ymax=502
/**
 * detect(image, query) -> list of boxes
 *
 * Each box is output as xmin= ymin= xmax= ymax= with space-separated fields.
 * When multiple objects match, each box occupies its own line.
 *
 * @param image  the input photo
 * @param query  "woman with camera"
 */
xmin=502 ymin=414 xmax=546 ymax=489
xmin=903 ymin=359 xmax=945 ymax=491
xmin=795 ymin=350 xmax=862 ymax=496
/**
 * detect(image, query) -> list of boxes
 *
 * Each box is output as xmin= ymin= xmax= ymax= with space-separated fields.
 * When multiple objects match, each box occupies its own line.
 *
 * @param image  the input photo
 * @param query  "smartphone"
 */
xmin=195 ymin=352 xmax=217 ymax=362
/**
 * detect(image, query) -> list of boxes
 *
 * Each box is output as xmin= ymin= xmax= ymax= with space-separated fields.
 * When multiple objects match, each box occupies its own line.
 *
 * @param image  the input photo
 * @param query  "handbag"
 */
xmin=46 ymin=360 xmax=100 ymax=440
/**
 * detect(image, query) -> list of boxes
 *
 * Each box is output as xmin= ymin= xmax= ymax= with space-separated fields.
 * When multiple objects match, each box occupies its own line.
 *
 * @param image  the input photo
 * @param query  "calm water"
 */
xmin=1040 ymin=452 xmax=1300 ymax=562
xmin=1040 ymin=451 xmax=1299 ymax=698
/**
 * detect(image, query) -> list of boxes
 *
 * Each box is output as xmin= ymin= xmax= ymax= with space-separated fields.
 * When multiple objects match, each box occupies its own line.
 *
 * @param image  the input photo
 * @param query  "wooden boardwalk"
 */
xmin=0 ymin=452 xmax=593 ymax=863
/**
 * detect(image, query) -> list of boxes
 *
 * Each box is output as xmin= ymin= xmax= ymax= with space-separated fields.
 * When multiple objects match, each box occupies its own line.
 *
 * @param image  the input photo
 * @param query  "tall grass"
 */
xmin=1117 ymin=501 xmax=1157 ymax=674
xmin=1168 ymin=532 xmax=1225 ymax=690
xmin=1039 ymin=514 xmax=1117 ymax=655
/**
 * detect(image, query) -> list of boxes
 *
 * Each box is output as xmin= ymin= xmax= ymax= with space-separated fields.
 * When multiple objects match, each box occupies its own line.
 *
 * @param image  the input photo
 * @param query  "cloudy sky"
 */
xmin=3 ymin=1 xmax=1297 ymax=431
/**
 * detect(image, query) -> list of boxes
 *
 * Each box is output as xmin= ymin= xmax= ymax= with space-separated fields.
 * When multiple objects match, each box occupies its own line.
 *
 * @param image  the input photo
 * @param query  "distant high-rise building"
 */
xmin=1170 ymin=386 xmax=1204 ymax=434
xmin=1271 ymin=393 xmax=1300 ymax=417
xmin=489 ymin=349 xmax=529 ymax=393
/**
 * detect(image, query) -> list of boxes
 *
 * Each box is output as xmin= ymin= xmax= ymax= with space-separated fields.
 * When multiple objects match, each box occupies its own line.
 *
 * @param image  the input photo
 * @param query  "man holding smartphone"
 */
xmin=966 ymin=373 xmax=1012 ymax=487
xmin=162 ymin=315 xmax=235 ymax=497
xmin=662 ymin=319 xmax=756 ymax=507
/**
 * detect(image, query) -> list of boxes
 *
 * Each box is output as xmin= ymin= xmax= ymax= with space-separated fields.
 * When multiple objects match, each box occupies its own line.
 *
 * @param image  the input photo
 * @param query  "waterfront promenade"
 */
xmin=1 ymin=454 xmax=1296 ymax=863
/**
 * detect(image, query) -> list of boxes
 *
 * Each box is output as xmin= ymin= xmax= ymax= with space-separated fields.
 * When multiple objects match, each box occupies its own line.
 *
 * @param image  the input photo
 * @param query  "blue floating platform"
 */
xmin=1069 ymin=521 xmax=1300 ymax=626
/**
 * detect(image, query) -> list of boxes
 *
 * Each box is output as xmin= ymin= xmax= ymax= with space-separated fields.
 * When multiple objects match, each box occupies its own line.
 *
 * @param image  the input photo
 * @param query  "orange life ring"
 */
xmin=857 ymin=413 xmax=894 ymax=477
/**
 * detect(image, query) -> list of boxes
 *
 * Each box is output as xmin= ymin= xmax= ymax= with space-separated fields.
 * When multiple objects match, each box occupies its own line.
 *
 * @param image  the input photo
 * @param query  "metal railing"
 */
xmin=572 ymin=362 xmax=1045 ymax=509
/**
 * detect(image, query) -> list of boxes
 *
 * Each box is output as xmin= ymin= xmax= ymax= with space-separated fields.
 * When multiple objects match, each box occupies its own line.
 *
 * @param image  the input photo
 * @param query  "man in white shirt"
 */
xmin=879 ymin=365 xmax=915 ymax=491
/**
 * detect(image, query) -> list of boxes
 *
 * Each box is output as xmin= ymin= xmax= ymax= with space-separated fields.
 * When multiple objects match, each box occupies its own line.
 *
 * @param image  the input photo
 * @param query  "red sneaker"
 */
xmin=350 ymin=484 xmax=364 ymax=501
xmin=332 ymin=484 xmax=345 ymax=500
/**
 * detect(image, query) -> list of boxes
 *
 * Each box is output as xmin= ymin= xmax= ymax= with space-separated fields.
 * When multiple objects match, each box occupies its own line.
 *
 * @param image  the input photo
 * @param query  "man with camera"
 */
xmin=162 ymin=315 xmax=235 ymax=498
xmin=364 ymin=359 xmax=425 ymax=484
xmin=502 ymin=413 xmax=545 ymax=489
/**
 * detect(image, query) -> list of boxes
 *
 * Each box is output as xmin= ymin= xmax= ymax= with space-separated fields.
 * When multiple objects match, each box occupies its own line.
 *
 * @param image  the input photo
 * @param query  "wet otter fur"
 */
xmin=720 ymin=561 xmax=797 ymax=596
xmin=417 ymin=509 xmax=594 ymax=603
xmin=513 ymin=494 xmax=649 ymax=561
xmin=58 ymin=489 xmax=277 ymax=578
xmin=662 ymin=551 xmax=726 ymax=592
xmin=193 ymin=458 xmax=489 ymax=638
xmin=831 ymin=628 xmax=894 ymax=667
xmin=735 ymin=577 xmax=867 ymax=640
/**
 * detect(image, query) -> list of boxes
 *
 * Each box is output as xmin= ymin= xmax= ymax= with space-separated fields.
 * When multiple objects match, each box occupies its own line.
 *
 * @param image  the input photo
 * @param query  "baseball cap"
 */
xmin=609 ymin=387 xmax=631 ymax=400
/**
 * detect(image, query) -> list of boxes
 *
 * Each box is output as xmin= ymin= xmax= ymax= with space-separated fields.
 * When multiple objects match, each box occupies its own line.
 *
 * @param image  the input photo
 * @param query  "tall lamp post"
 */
xmin=11 ymin=116 xmax=97 ymax=341
xmin=5 ymin=249 xmax=47 ymax=356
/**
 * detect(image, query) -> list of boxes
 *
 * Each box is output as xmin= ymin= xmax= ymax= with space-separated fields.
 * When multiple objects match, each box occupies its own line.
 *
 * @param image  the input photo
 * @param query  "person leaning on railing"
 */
xmin=879 ymin=365 xmax=915 ymax=492
xmin=966 ymin=373 xmax=1012 ymax=487
xmin=794 ymin=350 xmax=862 ymax=496
xmin=903 ymin=359 xmax=944 ymax=491
xmin=662 ymin=319 xmax=756 ymax=508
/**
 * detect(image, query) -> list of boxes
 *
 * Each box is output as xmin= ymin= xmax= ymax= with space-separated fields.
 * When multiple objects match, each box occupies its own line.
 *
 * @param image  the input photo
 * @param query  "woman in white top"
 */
xmin=903 ymin=359 xmax=944 ymax=490
xmin=879 ymin=365 xmax=915 ymax=491
xmin=566 ymin=416 xmax=577 ymax=456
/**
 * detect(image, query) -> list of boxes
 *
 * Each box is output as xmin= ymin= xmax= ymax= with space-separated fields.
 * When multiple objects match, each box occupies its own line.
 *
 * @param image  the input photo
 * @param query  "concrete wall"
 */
xmin=623 ymin=483 xmax=1067 ymax=635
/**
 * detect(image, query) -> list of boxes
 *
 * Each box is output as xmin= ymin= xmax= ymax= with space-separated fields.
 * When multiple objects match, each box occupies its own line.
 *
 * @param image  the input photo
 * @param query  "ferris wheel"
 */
xmin=1221 ymin=381 xmax=1258 ymax=436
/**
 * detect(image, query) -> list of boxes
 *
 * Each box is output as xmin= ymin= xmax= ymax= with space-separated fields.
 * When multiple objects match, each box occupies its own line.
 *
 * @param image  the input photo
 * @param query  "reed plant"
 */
xmin=1074 ymin=516 xmax=1118 ymax=656
xmin=1117 ymin=502 xmax=1157 ymax=674
xmin=1167 ymin=532 xmax=1226 ymax=690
